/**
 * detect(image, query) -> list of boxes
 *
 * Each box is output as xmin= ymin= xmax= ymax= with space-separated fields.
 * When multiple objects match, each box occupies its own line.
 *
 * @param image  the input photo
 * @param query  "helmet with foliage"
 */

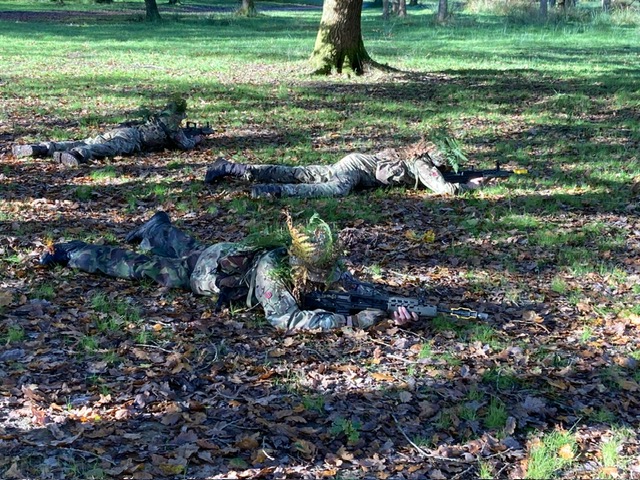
xmin=286 ymin=212 xmax=342 ymax=287
xmin=160 ymin=96 xmax=187 ymax=117
xmin=404 ymin=133 xmax=468 ymax=172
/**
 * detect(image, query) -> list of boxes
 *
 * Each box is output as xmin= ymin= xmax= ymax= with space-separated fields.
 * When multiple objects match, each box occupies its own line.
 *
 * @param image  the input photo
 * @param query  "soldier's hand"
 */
xmin=392 ymin=306 xmax=419 ymax=326
xmin=466 ymin=177 xmax=486 ymax=189
xmin=193 ymin=135 xmax=203 ymax=145
xmin=350 ymin=309 xmax=387 ymax=329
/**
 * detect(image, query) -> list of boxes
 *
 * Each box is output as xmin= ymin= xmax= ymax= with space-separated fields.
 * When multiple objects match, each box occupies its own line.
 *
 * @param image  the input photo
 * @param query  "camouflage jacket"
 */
xmin=190 ymin=244 xmax=348 ymax=331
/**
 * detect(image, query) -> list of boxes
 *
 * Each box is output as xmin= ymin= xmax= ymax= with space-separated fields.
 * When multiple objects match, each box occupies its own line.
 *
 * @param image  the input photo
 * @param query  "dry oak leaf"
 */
xmin=600 ymin=466 xmax=620 ymax=478
xmin=558 ymin=444 xmax=574 ymax=460
xmin=522 ymin=310 xmax=543 ymax=323
xmin=236 ymin=433 xmax=260 ymax=450
xmin=371 ymin=372 xmax=395 ymax=381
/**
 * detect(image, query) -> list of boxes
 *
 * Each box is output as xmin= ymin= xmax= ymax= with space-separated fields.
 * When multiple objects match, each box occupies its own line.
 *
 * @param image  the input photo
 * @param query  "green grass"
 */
xmin=2 ymin=1 xmax=640 ymax=478
xmin=484 ymin=397 xmax=508 ymax=430
xmin=75 ymin=185 xmax=94 ymax=201
xmin=5 ymin=325 xmax=26 ymax=343
xmin=31 ymin=282 xmax=56 ymax=300
xmin=90 ymin=166 xmax=118 ymax=180
xmin=330 ymin=417 xmax=362 ymax=444
xmin=526 ymin=430 xmax=576 ymax=479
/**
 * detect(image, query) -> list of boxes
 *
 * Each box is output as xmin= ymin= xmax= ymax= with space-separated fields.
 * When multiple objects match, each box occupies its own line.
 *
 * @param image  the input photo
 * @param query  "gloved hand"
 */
xmin=349 ymin=309 xmax=387 ymax=329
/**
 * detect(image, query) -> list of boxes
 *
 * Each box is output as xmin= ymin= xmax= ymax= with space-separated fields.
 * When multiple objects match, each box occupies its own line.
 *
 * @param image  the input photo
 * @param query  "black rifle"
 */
xmin=183 ymin=121 xmax=214 ymax=138
xmin=442 ymin=161 xmax=527 ymax=184
xmin=303 ymin=281 xmax=488 ymax=321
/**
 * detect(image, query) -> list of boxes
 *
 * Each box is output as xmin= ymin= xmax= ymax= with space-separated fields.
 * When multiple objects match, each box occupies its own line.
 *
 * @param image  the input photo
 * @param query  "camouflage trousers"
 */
xmin=67 ymin=245 xmax=199 ymax=289
xmin=42 ymin=127 xmax=143 ymax=160
xmin=246 ymin=153 xmax=466 ymax=197
xmin=246 ymin=153 xmax=384 ymax=198
xmin=67 ymin=219 xmax=203 ymax=289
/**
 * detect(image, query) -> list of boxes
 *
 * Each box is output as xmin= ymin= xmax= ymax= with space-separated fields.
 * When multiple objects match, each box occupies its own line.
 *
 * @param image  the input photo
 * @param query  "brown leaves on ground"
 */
xmin=1 ymin=77 xmax=640 ymax=480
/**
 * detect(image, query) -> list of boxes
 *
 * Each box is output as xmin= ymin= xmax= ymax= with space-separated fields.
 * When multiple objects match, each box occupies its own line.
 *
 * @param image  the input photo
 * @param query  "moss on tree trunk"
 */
xmin=310 ymin=0 xmax=393 ymax=75
xmin=236 ymin=0 xmax=258 ymax=17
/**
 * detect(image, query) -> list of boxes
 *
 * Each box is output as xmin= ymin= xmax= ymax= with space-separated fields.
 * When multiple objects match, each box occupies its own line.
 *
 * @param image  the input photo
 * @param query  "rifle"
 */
xmin=183 ymin=121 xmax=214 ymax=138
xmin=303 ymin=280 xmax=488 ymax=321
xmin=442 ymin=161 xmax=527 ymax=184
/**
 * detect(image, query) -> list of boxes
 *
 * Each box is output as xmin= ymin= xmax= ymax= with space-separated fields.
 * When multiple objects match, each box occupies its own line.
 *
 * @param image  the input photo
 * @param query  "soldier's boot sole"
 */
xmin=12 ymin=145 xmax=48 ymax=158
xmin=54 ymin=152 xmax=84 ymax=167
xmin=124 ymin=211 xmax=171 ymax=244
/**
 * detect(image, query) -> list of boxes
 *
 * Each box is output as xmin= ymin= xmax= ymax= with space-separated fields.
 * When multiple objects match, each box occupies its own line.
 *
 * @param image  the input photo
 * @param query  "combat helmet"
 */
xmin=286 ymin=212 xmax=342 ymax=287
xmin=160 ymin=97 xmax=187 ymax=117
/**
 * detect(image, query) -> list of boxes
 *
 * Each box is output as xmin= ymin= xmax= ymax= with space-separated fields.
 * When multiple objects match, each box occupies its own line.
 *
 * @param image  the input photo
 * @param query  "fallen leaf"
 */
xmin=371 ymin=373 xmax=395 ymax=381
xmin=558 ymin=444 xmax=574 ymax=460
xmin=600 ymin=466 xmax=619 ymax=478
xmin=522 ymin=310 xmax=543 ymax=323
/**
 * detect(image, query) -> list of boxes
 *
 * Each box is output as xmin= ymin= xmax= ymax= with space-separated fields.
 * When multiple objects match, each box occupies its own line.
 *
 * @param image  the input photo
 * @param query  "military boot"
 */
xmin=251 ymin=184 xmax=282 ymax=199
xmin=53 ymin=151 xmax=84 ymax=167
xmin=12 ymin=144 xmax=49 ymax=158
xmin=204 ymin=157 xmax=248 ymax=183
xmin=40 ymin=241 xmax=87 ymax=267
xmin=125 ymin=211 xmax=171 ymax=244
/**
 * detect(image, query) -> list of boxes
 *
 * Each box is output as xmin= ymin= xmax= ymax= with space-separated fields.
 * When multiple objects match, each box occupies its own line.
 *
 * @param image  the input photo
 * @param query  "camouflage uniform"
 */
xmin=245 ymin=151 xmax=467 ymax=197
xmin=13 ymin=104 xmax=198 ymax=163
xmin=59 ymin=215 xmax=350 ymax=331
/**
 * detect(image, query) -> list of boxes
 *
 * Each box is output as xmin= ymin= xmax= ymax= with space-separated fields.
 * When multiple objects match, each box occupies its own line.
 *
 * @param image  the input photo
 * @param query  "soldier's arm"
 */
xmin=414 ymin=159 xmax=470 ymax=195
xmin=171 ymin=129 xmax=200 ymax=150
xmin=251 ymin=250 xmax=349 ymax=331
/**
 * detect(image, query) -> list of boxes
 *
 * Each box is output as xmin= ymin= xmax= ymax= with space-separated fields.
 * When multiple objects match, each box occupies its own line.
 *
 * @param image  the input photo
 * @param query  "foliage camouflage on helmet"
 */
xmin=404 ymin=127 xmax=468 ymax=172
xmin=286 ymin=211 xmax=341 ymax=289
xmin=137 ymin=95 xmax=187 ymax=122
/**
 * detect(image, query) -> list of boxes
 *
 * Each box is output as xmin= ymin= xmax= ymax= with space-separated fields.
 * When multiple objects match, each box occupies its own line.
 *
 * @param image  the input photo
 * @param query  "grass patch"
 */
xmin=90 ymin=166 xmax=118 ymax=180
xmin=31 ymin=282 xmax=56 ymax=300
xmin=4 ymin=325 xmax=26 ymax=343
xmin=483 ymin=397 xmax=508 ymax=430
xmin=526 ymin=430 xmax=576 ymax=479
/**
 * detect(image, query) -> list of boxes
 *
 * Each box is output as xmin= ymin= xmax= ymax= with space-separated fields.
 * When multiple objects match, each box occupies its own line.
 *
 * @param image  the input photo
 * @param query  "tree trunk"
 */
xmin=540 ymin=0 xmax=548 ymax=16
xmin=408 ymin=0 xmax=418 ymax=5
xmin=397 ymin=0 xmax=407 ymax=17
xmin=601 ymin=0 xmax=610 ymax=10
xmin=310 ymin=0 xmax=375 ymax=75
xmin=437 ymin=0 xmax=448 ymax=22
xmin=237 ymin=0 xmax=258 ymax=17
xmin=144 ymin=0 xmax=162 ymax=21
xmin=382 ymin=0 xmax=390 ymax=19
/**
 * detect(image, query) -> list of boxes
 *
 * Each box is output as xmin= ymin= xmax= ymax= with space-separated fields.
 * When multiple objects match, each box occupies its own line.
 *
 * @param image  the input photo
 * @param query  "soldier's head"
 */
xmin=158 ymin=98 xmax=188 ymax=129
xmin=286 ymin=212 xmax=342 ymax=287
xmin=403 ymin=139 xmax=447 ymax=167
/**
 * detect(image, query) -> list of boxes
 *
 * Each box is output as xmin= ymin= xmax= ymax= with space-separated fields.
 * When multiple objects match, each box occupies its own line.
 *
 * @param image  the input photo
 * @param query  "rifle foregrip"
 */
xmin=387 ymin=297 xmax=438 ymax=318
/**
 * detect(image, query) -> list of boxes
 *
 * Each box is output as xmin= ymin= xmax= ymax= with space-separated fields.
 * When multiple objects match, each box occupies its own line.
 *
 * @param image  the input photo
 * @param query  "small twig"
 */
xmin=451 ymin=465 xmax=475 ymax=480
xmin=395 ymin=327 xmax=431 ymax=342
xmin=61 ymin=447 xmax=117 ymax=465
xmin=386 ymin=354 xmax=418 ymax=364
xmin=392 ymin=414 xmax=432 ymax=457
xmin=369 ymin=338 xmax=394 ymax=348
xmin=393 ymin=414 xmax=468 ymax=463
xmin=133 ymin=343 xmax=174 ymax=353
xmin=508 ymin=319 xmax=550 ymax=333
